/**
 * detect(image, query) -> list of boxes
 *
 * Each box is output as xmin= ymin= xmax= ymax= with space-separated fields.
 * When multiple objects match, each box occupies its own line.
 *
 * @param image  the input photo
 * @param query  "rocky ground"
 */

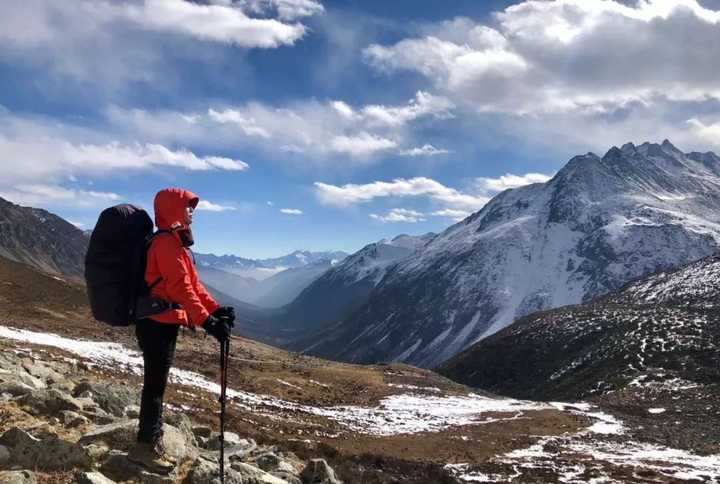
xmin=2 ymin=257 xmax=720 ymax=482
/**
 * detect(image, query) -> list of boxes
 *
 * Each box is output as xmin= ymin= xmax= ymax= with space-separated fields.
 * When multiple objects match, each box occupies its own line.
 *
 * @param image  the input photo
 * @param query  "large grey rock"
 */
xmin=78 ymin=421 xmax=135 ymax=449
xmin=207 ymin=433 xmax=255 ymax=459
xmin=0 ymin=445 xmax=10 ymax=466
xmin=231 ymin=462 xmax=288 ymax=483
xmin=158 ymin=423 xmax=197 ymax=463
xmin=299 ymin=459 xmax=342 ymax=484
xmin=186 ymin=458 xmax=286 ymax=484
xmin=74 ymin=471 xmax=117 ymax=484
xmin=18 ymin=388 xmax=83 ymax=415
xmin=61 ymin=410 xmax=89 ymax=428
xmin=99 ymin=451 xmax=177 ymax=484
xmin=0 ymin=470 xmax=37 ymax=484
xmin=0 ymin=381 xmax=34 ymax=397
xmin=124 ymin=405 xmax=140 ymax=419
xmin=13 ymin=372 xmax=46 ymax=390
xmin=21 ymin=359 xmax=64 ymax=383
xmin=73 ymin=381 xmax=139 ymax=418
xmin=0 ymin=428 xmax=90 ymax=471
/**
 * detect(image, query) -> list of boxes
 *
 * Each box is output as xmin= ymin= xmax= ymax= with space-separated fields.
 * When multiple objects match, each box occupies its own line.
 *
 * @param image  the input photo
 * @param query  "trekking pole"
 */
xmin=219 ymin=337 xmax=229 ymax=484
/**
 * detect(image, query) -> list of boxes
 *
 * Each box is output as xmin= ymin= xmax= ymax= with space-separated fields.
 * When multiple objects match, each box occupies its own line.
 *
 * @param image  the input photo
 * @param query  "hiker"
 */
xmin=127 ymin=187 xmax=235 ymax=473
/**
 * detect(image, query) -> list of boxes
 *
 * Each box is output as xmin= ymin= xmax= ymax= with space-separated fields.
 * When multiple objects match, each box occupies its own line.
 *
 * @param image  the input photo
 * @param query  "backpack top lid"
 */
xmin=85 ymin=204 xmax=154 ymax=325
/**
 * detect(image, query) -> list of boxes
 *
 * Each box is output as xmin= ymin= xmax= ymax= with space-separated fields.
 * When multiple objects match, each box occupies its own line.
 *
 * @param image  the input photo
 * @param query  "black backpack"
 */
xmin=85 ymin=204 xmax=171 ymax=326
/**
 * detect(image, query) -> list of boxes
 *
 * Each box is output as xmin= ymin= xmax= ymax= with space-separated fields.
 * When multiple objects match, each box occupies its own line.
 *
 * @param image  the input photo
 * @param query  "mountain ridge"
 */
xmin=290 ymin=140 xmax=720 ymax=368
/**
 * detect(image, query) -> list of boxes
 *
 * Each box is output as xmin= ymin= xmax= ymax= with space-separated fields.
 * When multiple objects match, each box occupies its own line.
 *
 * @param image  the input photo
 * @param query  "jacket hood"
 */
xmin=154 ymin=188 xmax=199 ymax=231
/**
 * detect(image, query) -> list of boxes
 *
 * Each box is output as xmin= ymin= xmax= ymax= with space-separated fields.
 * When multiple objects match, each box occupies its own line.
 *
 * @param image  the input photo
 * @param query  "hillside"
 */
xmin=3 ymin=255 xmax=718 ymax=481
xmin=439 ymin=253 xmax=720 ymax=454
xmin=296 ymin=141 xmax=720 ymax=368
xmin=0 ymin=196 xmax=89 ymax=279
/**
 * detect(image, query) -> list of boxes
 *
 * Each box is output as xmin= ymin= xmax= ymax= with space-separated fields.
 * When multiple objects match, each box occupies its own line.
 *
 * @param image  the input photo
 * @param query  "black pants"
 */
xmin=135 ymin=319 xmax=179 ymax=443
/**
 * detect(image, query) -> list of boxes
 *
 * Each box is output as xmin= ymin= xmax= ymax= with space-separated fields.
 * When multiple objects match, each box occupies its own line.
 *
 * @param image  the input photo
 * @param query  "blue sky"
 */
xmin=1 ymin=0 xmax=720 ymax=258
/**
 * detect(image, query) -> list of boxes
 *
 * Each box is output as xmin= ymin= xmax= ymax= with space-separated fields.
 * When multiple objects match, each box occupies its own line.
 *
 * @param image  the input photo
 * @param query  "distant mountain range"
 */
xmin=194 ymin=250 xmax=347 ymax=281
xmin=278 ymin=141 xmax=720 ymax=369
xmin=0 ymin=196 xmax=88 ymax=279
xmin=248 ymin=233 xmax=435 ymax=346
xmin=194 ymin=250 xmax=348 ymax=308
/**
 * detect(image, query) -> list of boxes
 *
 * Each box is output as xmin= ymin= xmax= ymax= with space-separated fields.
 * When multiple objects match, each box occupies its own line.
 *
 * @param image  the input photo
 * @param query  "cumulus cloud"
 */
xmin=329 ymin=133 xmax=397 ymax=156
xmin=475 ymin=173 xmax=552 ymax=192
xmin=687 ymin=118 xmax=720 ymax=148
xmin=0 ymin=111 xmax=249 ymax=186
xmin=0 ymin=184 xmax=121 ymax=208
xmin=116 ymin=92 xmax=451 ymax=160
xmin=429 ymin=208 xmax=472 ymax=222
xmin=239 ymin=0 xmax=325 ymax=21
xmin=399 ymin=144 xmax=451 ymax=157
xmin=0 ymin=0 xmax=320 ymax=93
xmin=363 ymin=1 xmax=720 ymax=115
xmin=314 ymin=177 xmax=489 ymax=211
xmin=196 ymin=200 xmax=237 ymax=212
xmin=280 ymin=208 xmax=303 ymax=215
xmin=370 ymin=208 xmax=426 ymax=223
xmin=316 ymin=171 xmax=556 ymax=222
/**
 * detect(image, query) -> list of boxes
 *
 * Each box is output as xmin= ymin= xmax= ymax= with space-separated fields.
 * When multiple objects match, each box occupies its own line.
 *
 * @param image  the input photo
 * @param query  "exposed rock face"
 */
xmin=0 ymin=343 xmax=342 ymax=484
xmin=295 ymin=141 xmax=720 ymax=368
xmin=0 ymin=196 xmax=89 ymax=278
xmin=300 ymin=459 xmax=343 ymax=484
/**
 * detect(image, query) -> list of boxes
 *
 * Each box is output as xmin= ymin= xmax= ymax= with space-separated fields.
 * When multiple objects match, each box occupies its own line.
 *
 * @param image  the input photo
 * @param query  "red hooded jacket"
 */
xmin=145 ymin=188 xmax=219 ymax=327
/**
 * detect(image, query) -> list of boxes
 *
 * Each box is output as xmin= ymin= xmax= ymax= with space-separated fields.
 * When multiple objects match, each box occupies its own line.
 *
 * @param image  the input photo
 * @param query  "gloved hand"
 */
xmin=202 ymin=315 xmax=231 ymax=343
xmin=212 ymin=306 xmax=235 ymax=327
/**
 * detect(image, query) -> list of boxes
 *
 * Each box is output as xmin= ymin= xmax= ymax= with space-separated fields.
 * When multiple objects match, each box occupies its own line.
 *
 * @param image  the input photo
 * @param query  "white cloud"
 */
xmin=196 ymin=200 xmax=237 ymax=212
xmin=0 ymin=0 xmax=320 ymax=93
xmin=0 ymin=184 xmax=121 ymax=209
xmin=329 ymin=133 xmax=397 ymax=156
xmin=280 ymin=208 xmax=303 ymax=215
xmin=111 ymin=92 xmax=452 ymax=161
xmin=687 ymin=118 xmax=720 ymax=148
xmin=429 ymin=208 xmax=471 ymax=222
xmin=370 ymin=208 xmax=426 ymax=223
xmin=124 ymin=0 xmax=307 ymax=48
xmin=475 ymin=173 xmax=553 ymax=193
xmin=363 ymin=2 xmax=720 ymax=115
xmin=240 ymin=0 xmax=325 ymax=21
xmin=399 ymin=144 xmax=451 ymax=157
xmin=0 ymin=114 xmax=248 ymax=185
xmin=267 ymin=201 xmax=275 ymax=206
xmin=314 ymin=177 xmax=489 ymax=211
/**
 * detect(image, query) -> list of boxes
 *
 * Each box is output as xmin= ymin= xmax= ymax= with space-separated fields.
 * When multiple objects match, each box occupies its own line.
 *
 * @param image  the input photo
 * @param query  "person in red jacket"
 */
xmin=128 ymin=187 xmax=235 ymax=473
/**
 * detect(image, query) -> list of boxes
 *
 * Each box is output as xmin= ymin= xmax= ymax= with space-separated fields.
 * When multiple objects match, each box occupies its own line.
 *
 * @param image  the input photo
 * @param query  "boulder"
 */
xmin=13 ymin=372 xmax=46 ymax=390
xmin=192 ymin=426 xmax=212 ymax=439
xmin=186 ymin=458 xmax=285 ymax=484
xmin=78 ymin=421 xmax=136 ymax=449
xmin=21 ymin=359 xmax=64 ymax=383
xmin=299 ymin=459 xmax=342 ymax=484
xmin=0 ymin=381 xmax=34 ymax=397
xmin=73 ymin=381 xmax=139 ymax=418
xmin=83 ymin=443 xmax=111 ymax=461
xmin=207 ymin=433 xmax=256 ymax=459
xmin=18 ymin=388 xmax=83 ymax=415
xmin=0 ymin=428 xmax=91 ymax=471
xmin=61 ymin=410 xmax=89 ymax=428
xmin=99 ymin=451 xmax=177 ymax=484
xmin=74 ymin=471 xmax=117 ymax=484
xmin=124 ymin=405 xmax=140 ymax=419
xmin=0 ymin=470 xmax=37 ymax=484
xmin=231 ymin=462 xmax=288 ymax=484
xmin=0 ymin=444 xmax=10 ymax=466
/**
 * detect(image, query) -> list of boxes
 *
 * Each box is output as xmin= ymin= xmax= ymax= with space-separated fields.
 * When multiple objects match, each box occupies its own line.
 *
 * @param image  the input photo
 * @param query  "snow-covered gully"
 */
xmin=2 ymin=325 xmax=719 ymax=482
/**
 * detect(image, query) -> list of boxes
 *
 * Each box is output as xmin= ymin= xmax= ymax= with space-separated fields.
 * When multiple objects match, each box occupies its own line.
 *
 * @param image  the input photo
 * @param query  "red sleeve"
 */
xmin=154 ymin=238 xmax=212 ymax=327
xmin=195 ymin=279 xmax=220 ymax=315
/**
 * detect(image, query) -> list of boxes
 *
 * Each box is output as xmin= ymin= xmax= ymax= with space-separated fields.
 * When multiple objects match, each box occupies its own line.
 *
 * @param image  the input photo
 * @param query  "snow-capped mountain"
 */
xmin=193 ymin=250 xmax=347 ymax=281
xmin=297 ymin=141 xmax=720 ymax=368
xmin=439 ymin=254 xmax=720 ymax=430
xmin=262 ymin=233 xmax=435 ymax=345
xmin=0 ymin=196 xmax=89 ymax=279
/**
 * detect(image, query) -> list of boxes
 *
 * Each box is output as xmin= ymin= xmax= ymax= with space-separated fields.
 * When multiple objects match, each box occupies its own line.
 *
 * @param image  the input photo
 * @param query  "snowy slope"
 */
xmin=265 ymin=233 xmax=435 ymax=345
xmin=301 ymin=141 xmax=720 ymax=368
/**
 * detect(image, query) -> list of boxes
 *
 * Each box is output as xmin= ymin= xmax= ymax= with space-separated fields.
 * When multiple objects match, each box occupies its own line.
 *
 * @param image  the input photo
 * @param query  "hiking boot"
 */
xmin=127 ymin=442 xmax=175 ymax=474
